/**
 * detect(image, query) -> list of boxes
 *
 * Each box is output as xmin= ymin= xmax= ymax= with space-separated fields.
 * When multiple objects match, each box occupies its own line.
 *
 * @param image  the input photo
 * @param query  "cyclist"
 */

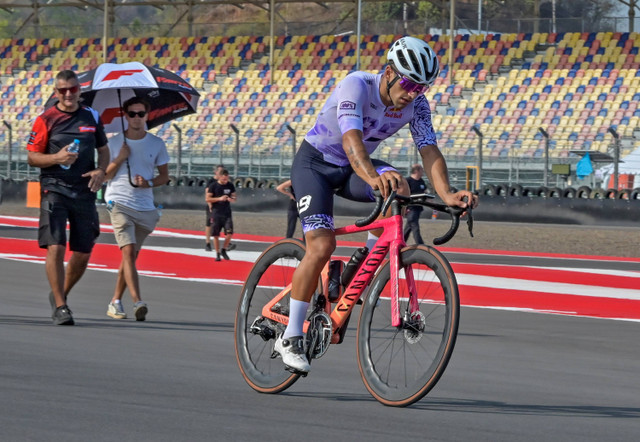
xmin=276 ymin=36 xmax=479 ymax=373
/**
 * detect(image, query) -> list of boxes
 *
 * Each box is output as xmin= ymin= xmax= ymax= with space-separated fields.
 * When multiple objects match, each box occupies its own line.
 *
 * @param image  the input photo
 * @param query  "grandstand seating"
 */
xmin=2 ymin=31 xmax=640 ymax=160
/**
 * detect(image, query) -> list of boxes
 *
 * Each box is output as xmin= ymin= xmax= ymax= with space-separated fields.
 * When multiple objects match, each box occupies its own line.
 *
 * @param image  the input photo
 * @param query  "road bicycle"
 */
xmin=234 ymin=191 xmax=474 ymax=407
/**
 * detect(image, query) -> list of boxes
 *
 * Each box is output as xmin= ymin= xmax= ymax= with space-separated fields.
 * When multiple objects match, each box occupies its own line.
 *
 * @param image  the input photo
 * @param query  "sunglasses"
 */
xmin=56 ymin=85 xmax=80 ymax=95
xmin=398 ymin=76 xmax=428 ymax=94
xmin=391 ymin=69 xmax=428 ymax=95
xmin=126 ymin=110 xmax=147 ymax=118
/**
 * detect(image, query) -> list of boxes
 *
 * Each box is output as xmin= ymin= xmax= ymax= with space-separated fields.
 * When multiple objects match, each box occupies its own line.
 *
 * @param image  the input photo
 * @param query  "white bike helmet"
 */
xmin=386 ymin=36 xmax=440 ymax=86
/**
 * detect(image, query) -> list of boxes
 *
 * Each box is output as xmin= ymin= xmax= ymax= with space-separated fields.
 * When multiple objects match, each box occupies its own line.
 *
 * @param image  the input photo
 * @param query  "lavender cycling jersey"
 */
xmin=304 ymin=71 xmax=438 ymax=166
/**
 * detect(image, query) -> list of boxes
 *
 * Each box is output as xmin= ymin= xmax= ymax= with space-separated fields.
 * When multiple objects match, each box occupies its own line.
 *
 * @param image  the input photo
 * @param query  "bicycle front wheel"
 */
xmin=357 ymin=245 xmax=460 ymax=407
xmin=234 ymin=239 xmax=305 ymax=393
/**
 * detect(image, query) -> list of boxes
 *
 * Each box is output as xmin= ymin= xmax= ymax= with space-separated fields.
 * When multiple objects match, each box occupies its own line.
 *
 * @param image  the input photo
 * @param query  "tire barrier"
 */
xmin=616 ymin=189 xmax=631 ymax=200
xmin=167 ymin=175 xmax=178 ymax=186
xmin=508 ymin=184 xmax=524 ymax=197
xmin=244 ymin=177 xmax=256 ymax=188
xmin=543 ymin=187 xmax=560 ymax=198
xmin=233 ymin=177 xmax=244 ymax=189
xmin=494 ymin=184 xmax=508 ymax=196
xmin=576 ymin=186 xmax=591 ymax=198
xmin=3 ymin=179 xmax=639 ymax=227
xmin=604 ymin=188 xmax=618 ymax=199
xmin=478 ymin=184 xmax=640 ymax=201
xmin=482 ymin=184 xmax=497 ymax=196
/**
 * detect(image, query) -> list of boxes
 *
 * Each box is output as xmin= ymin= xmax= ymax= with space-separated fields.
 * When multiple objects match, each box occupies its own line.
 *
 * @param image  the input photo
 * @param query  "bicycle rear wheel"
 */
xmin=234 ymin=239 xmax=306 ymax=393
xmin=357 ymin=245 xmax=459 ymax=407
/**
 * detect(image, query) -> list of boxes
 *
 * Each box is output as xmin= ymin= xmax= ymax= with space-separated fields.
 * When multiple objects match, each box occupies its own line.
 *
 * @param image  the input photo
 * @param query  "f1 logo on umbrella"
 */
xmin=102 ymin=69 xmax=144 ymax=82
xmin=100 ymin=107 xmax=125 ymax=125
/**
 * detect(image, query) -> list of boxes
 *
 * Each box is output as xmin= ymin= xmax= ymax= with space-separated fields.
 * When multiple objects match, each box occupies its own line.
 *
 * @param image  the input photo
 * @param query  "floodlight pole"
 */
xmin=103 ymin=0 xmax=109 ymax=63
xmin=284 ymin=123 xmax=297 ymax=178
xmin=356 ymin=0 xmax=362 ymax=71
xmin=269 ymin=0 xmax=275 ymax=86
xmin=539 ymin=127 xmax=550 ymax=186
xmin=3 ymin=120 xmax=12 ymax=179
xmin=608 ymin=126 xmax=620 ymax=190
xmin=173 ymin=124 xmax=182 ymax=179
xmin=471 ymin=125 xmax=483 ymax=188
xmin=448 ymin=0 xmax=455 ymax=85
xmin=231 ymin=123 xmax=240 ymax=178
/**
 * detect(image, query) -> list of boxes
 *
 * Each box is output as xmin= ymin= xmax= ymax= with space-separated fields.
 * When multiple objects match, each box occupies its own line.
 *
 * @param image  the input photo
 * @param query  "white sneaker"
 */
xmin=274 ymin=335 xmax=310 ymax=373
xmin=133 ymin=301 xmax=148 ymax=322
xmin=107 ymin=301 xmax=127 ymax=319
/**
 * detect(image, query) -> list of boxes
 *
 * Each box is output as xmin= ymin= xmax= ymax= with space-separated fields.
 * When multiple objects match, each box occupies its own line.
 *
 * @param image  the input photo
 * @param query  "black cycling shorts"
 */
xmin=290 ymin=140 xmax=396 ymax=233
xmin=38 ymin=191 xmax=100 ymax=253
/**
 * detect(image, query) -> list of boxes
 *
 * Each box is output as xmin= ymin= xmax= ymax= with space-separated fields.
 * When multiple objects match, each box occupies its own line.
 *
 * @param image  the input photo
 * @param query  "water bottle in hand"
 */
xmin=60 ymin=139 xmax=80 ymax=170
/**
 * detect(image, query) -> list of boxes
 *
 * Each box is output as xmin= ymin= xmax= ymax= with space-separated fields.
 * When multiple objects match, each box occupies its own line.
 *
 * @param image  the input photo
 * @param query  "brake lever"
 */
xmin=380 ymin=190 xmax=396 ymax=216
xmin=466 ymin=206 xmax=474 ymax=238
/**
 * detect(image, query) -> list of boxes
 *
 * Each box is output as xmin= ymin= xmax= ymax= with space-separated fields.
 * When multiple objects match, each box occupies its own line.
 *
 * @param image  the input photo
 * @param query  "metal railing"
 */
xmin=2 ymin=16 xmax=639 ymax=41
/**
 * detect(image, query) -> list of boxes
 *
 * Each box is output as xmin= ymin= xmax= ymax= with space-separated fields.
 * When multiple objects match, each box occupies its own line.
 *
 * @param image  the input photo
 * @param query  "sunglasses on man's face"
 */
xmin=398 ymin=76 xmax=428 ymax=94
xmin=126 ymin=110 xmax=147 ymax=118
xmin=56 ymin=85 xmax=80 ymax=95
xmin=396 ymin=74 xmax=428 ymax=95
xmin=391 ymin=69 xmax=428 ymax=95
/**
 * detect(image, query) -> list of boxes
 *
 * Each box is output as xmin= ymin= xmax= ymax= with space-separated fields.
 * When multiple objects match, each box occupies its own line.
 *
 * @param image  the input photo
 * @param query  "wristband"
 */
xmin=147 ymin=180 xmax=154 ymax=188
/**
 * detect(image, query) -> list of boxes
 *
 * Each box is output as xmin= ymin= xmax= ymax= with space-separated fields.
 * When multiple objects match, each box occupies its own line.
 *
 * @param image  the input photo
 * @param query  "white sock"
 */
xmin=365 ymin=232 xmax=378 ymax=251
xmin=283 ymin=299 xmax=309 ymax=339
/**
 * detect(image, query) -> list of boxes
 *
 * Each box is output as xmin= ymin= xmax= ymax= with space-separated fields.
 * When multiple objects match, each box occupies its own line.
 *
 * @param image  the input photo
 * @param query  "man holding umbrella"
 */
xmin=27 ymin=69 xmax=110 ymax=326
xmin=104 ymin=97 xmax=170 ymax=321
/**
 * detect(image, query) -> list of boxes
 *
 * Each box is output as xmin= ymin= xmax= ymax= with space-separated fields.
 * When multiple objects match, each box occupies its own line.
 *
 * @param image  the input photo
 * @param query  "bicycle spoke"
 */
xmin=235 ymin=240 xmax=306 ymax=393
xmin=357 ymin=246 xmax=459 ymax=407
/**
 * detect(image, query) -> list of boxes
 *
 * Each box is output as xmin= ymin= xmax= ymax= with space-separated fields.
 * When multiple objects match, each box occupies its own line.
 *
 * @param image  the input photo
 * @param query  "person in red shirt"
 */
xmin=26 ymin=69 xmax=110 ymax=325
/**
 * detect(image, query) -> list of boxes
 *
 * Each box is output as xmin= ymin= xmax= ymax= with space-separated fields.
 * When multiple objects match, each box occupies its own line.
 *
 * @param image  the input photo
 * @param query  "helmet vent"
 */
xmin=407 ymin=49 xmax=423 ymax=81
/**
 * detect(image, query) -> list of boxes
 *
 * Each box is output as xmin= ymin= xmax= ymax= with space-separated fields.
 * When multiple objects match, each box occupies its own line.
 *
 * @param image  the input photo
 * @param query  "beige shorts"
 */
xmin=109 ymin=203 xmax=160 ymax=251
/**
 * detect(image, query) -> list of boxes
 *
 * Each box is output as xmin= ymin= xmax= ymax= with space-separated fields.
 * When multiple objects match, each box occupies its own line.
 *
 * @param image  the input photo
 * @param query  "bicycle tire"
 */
xmin=234 ymin=239 xmax=306 ymax=393
xmin=356 ymin=245 xmax=460 ymax=407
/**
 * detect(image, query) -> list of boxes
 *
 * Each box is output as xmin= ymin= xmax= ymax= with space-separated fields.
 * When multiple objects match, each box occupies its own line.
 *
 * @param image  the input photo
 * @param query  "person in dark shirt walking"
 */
xmin=26 ymin=69 xmax=110 ymax=325
xmin=276 ymin=179 xmax=300 ymax=238
xmin=404 ymin=164 xmax=427 ymax=245
xmin=205 ymin=168 xmax=236 ymax=261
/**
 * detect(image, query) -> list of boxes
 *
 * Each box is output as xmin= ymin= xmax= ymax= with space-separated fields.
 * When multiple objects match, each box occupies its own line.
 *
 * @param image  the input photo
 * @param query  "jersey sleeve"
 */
xmin=26 ymin=116 xmax=49 ymax=153
xmin=335 ymin=74 xmax=369 ymax=134
xmin=409 ymin=95 xmax=438 ymax=149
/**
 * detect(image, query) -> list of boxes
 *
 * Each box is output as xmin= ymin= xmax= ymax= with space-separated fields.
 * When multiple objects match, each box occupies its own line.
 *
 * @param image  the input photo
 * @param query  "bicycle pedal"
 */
xmin=285 ymin=365 xmax=308 ymax=377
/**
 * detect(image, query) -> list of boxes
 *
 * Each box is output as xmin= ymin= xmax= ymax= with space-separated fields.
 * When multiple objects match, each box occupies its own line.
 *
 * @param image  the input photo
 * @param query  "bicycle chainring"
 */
xmin=403 ymin=310 xmax=426 ymax=344
xmin=305 ymin=311 xmax=332 ymax=359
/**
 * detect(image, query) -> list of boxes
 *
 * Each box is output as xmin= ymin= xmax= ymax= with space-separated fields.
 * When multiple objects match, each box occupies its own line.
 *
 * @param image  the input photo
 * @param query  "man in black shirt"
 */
xmin=404 ymin=164 xmax=427 ymax=245
xmin=205 ymin=168 xmax=236 ymax=261
xmin=27 ymin=69 xmax=110 ymax=325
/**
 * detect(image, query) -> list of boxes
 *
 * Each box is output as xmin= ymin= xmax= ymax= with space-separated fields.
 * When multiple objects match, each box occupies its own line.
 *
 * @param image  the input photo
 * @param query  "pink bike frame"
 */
xmin=332 ymin=213 xmax=418 ymax=328
xmin=260 ymin=212 xmax=419 ymax=342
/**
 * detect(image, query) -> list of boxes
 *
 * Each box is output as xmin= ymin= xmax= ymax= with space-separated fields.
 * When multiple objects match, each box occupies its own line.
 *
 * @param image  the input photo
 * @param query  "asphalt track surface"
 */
xmin=1 ymin=217 xmax=639 ymax=441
